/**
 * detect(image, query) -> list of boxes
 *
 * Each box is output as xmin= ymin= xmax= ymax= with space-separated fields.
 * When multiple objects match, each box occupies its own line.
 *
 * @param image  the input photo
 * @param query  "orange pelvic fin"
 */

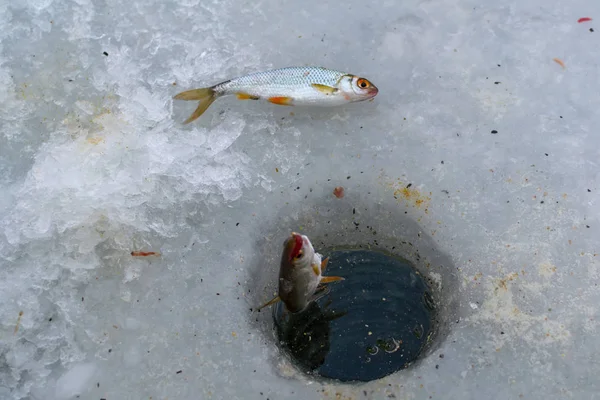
xmin=320 ymin=276 xmax=344 ymax=284
xmin=268 ymin=96 xmax=294 ymax=106
xmin=321 ymin=257 xmax=329 ymax=272
xmin=236 ymin=92 xmax=260 ymax=100
xmin=257 ymin=295 xmax=281 ymax=311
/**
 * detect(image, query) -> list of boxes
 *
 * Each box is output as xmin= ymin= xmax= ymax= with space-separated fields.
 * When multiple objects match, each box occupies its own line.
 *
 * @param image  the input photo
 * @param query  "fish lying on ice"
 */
xmin=258 ymin=232 xmax=344 ymax=314
xmin=173 ymin=66 xmax=378 ymax=124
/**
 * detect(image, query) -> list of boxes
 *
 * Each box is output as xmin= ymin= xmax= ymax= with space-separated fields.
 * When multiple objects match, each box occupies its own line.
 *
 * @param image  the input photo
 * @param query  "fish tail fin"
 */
xmin=173 ymin=87 xmax=218 ymax=124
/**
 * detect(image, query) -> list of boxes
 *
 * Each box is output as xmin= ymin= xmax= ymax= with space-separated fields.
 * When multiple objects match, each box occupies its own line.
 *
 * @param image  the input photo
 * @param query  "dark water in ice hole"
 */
xmin=273 ymin=249 xmax=435 ymax=382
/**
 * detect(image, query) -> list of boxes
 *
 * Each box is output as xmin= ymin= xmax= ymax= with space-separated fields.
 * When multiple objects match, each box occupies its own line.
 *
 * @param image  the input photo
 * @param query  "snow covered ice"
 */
xmin=1 ymin=0 xmax=600 ymax=399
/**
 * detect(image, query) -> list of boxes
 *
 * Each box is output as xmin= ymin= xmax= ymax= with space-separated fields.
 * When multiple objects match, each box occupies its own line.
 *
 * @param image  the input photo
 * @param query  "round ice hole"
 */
xmin=272 ymin=248 xmax=435 ymax=382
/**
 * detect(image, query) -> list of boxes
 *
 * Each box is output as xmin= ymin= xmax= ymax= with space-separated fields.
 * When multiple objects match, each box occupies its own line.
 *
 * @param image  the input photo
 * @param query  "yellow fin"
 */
xmin=173 ymin=87 xmax=217 ymax=124
xmin=236 ymin=92 xmax=260 ymax=100
xmin=320 ymin=276 xmax=344 ymax=284
xmin=311 ymin=83 xmax=338 ymax=95
xmin=321 ymin=257 xmax=329 ymax=272
xmin=257 ymin=295 xmax=281 ymax=311
xmin=312 ymin=264 xmax=320 ymax=276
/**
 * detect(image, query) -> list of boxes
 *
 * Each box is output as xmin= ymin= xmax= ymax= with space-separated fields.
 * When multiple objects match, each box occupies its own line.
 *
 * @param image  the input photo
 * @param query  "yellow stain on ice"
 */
xmin=63 ymin=93 xmax=118 ymax=138
xmin=381 ymin=177 xmax=432 ymax=213
xmin=493 ymin=272 xmax=519 ymax=292
xmin=86 ymin=137 xmax=105 ymax=145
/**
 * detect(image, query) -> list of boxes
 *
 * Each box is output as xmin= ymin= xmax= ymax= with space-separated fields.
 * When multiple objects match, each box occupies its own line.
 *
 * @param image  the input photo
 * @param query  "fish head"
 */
xmin=281 ymin=232 xmax=315 ymax=271
xmin=339 ymin=75 xmax=379 ymax=102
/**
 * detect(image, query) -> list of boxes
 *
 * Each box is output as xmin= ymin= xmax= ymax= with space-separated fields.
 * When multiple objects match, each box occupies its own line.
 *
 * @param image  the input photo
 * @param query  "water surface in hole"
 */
xmin=273 ymin=249 xmax=435 ymax=382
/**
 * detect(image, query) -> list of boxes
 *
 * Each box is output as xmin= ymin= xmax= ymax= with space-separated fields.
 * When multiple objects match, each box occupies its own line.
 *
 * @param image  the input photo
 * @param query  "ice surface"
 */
xmin=54 ymin=363 xmax=96 ymax=400
xmin=1 ymin=0 xmax=600 ymax=399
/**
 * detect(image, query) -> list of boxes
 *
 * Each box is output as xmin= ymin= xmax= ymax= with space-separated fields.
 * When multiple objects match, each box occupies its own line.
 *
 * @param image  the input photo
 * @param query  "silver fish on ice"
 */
xmin=173 ymin=66 xmax=379 ymax=124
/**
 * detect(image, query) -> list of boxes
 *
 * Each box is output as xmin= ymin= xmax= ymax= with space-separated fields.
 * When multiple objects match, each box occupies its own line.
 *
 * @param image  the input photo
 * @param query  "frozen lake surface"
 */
xmin=1 ymin=0 xmax=599 ymax=399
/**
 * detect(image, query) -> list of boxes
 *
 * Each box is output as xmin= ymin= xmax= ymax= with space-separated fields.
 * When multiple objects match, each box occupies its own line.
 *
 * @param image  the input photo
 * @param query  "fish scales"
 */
xmin=217 ymin=67 xmax=346 ymax=97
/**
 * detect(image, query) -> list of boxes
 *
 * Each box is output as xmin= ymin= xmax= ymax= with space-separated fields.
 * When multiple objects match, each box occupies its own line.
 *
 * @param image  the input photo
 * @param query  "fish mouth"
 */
xmin=367 ymin=86 xmax=379 ymax=97
xmin=356 ymin=86 xmax=378 ymax=101
xmin=288 ymin=231 xmax=300 ymax=244
xmin=285 ymin=232 xmax=304 ymax=260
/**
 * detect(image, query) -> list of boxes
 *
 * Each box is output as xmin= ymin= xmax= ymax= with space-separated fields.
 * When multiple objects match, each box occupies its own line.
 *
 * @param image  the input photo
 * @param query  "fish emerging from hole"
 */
xmin=258 ymin=232 xmax=344 ymax=314
xmin=173 ymin=66 xmax=378 ymax=124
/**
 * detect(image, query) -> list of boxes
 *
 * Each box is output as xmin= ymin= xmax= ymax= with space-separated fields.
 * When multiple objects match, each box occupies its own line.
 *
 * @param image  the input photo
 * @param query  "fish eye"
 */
xmin=357 ymin=78 xmax=370 ymax=89
xmin=295 ymin=250 xmax=303 ymax=259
